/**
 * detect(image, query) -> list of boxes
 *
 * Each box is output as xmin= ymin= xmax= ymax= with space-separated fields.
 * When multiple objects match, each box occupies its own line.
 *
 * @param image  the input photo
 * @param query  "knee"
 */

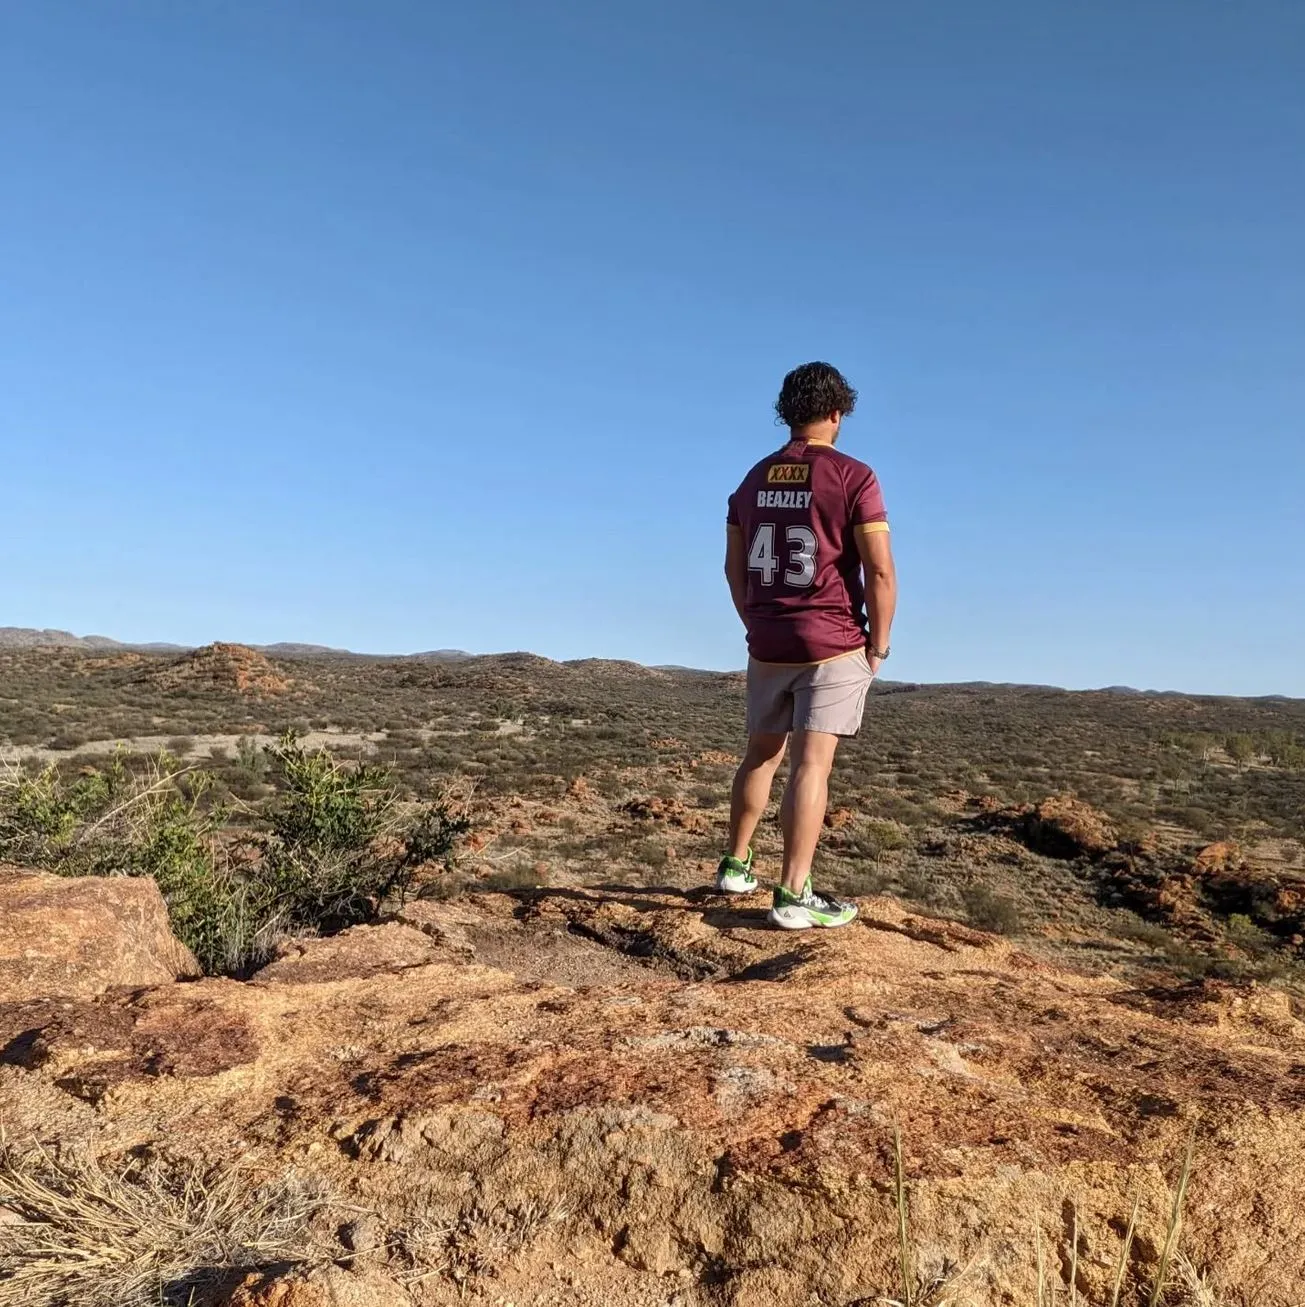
xmin=744 ymin=734 xmax=787 ymax=769
xmin=788 ymin=748 xmax=836 ymax=783
xmin=789 ymin=758 xmax=832 ymax=784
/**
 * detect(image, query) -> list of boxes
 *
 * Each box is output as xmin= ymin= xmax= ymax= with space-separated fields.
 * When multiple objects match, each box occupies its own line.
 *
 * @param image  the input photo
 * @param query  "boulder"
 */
xmin=0 ymin=868 xmax=200 ymax=1001
xmin=1024 ymin=794 xmax=1117 ymax=858
xmin=1194 ymin=840 xmax=1244 ymax=875
xmin=621 ymin=795 xmax=709 ymax=833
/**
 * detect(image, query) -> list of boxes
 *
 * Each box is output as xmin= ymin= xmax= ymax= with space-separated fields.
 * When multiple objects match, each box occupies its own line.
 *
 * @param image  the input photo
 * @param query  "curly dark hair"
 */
xmin=774 ymin=361 xmax=857 ymax=429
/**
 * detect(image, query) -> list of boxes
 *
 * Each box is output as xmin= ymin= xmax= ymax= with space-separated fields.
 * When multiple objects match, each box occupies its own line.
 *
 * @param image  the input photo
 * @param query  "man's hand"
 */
xmin=865 ymin=640 xmax=889 ymax=678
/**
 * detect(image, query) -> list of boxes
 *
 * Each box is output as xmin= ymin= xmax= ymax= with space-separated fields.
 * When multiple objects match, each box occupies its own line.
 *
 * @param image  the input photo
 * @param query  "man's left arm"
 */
xmin=855 ymin=525 xmax=897 ymax=677
xmin=849 ymin=465 xmax=895 ymax=677
xmin=724 ymin=525 xmax=748 ymax=627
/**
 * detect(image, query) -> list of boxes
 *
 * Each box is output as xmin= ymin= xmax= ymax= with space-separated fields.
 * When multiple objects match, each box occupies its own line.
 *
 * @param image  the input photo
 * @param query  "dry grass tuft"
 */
xmin=0 ymin=1141 xmax=319 ymax=1307
xmin=1035 ymin=1217 xmax=1047 ymax=1306
xmin=873 ymin=1127 xmax=974 ymax=1307
xmin=1171 ymin=1254 xmax=1221 ymax=1307
xmin=873 ymin=1129 xmax=1214 ymax=1307
xmin=391 ymin=1194 xmax=571 ymax=1288
xmin=1069 ymin=1202 xmax=1079 ymax=1307
xmin=1149 ymin=1128 xmax=1197 ymax=1307
xmin=1109 ymin=1193 xmax=1141 ymax=1307
xmin=894 ymin=1124 xmax=914 ymax=1307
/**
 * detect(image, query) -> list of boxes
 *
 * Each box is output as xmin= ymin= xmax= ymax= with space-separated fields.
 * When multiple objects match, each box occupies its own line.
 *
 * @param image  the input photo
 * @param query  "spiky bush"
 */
xmin=0 ymin=735 xmax=469 ymax=975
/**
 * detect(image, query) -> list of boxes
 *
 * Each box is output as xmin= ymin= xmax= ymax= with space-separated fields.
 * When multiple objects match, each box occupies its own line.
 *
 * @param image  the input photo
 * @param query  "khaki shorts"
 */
xmin=746 ymin=650 xmax=875 ymax=738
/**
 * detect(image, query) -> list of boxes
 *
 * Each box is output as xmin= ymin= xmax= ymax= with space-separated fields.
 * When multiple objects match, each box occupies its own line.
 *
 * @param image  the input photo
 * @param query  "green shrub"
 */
xmin=630 ymin=837 xmax=670 ymax=869
xmin=254 ymin=733 xmax=468 ymax=936
xmin=897 ymin=868 xmax=940 ymax=906
xmin=0 ymin=754 xmax=244 ymax=971
xmin=1226 ymin=912 xmax=1277 ymax=959
xmin=864 ymin=818 xmax=909 ymax=858
xmin=0 ymin=756 xmax=129 ymax=867
xmin=480 ymin=865 xmax=544 ymax=892
xmin=267 ymin=736 xmax=390 ymax=854
xmin=961 ymin=885 xmax=1021 ymax=935
xmin=235 ymin=734 xmax=266 ymax=781
xmin=0 ymin=736 xmax=469 ymax=976
xmin=1114 ymin=917 xmax=1174 ymax=951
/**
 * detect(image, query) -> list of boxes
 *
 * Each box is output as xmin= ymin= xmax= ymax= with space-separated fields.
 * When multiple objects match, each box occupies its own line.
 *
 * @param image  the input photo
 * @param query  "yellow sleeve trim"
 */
xmin=854 ymin=521 xmax=890 ymax=535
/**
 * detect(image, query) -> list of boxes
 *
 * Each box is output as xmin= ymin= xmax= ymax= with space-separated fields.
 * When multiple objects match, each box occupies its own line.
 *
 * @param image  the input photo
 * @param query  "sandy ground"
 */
xmin=0 ymin=729 xmax=388 ymax=766
xmin=0 ymin=721 xmax=530 ymax=766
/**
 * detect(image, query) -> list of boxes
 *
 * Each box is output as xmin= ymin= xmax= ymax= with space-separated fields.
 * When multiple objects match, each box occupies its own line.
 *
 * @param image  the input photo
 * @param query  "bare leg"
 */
xmin=728 ymin=732 xmax=788 ymax=860
xmin=779 ymin=730 xmax=840 ymax=894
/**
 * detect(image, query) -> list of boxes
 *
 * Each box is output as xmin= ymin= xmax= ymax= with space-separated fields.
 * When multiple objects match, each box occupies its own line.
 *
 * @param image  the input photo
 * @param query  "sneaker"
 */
xmin=769 ymin=877 xmax=858 ymax=929
xmin=715 ymin=848 xmax=758 ymax=895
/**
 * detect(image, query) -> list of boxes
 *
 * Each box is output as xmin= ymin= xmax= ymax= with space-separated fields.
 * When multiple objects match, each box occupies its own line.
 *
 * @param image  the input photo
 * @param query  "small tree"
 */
xmin=1225 ymin=734 xmax=1255 ymax=769
xmin=259 ymin=733 xmax=469 ymax=935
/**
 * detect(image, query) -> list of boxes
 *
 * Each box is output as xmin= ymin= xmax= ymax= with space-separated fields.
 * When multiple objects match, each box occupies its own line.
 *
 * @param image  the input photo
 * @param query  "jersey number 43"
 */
xmin=748 ymin=523 xmax=817 ymax=587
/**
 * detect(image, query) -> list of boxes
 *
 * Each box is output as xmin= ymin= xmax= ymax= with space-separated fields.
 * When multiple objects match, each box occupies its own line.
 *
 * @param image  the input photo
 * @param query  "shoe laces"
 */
xmin=802 ymin=884 xmax=848 ymax=911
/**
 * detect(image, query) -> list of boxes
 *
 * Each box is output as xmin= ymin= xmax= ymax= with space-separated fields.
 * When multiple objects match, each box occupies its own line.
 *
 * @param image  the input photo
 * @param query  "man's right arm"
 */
xmin=855 ymin=525 xmax=897 ymax=677
xmin=724 ymin=525 xmax=749 ymax=627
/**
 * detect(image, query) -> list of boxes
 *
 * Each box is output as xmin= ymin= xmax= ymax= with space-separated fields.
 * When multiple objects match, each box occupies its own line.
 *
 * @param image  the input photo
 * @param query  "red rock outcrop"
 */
xmin=969 ymin=793 xmax=1119 ymax=860
xmin=143 ymin=642 xmax=294 ymax=695
xmin=1024 ymin=794 xmax=1118 ymax=858
xmin=622 ymin=795 xmax=710 ymax=834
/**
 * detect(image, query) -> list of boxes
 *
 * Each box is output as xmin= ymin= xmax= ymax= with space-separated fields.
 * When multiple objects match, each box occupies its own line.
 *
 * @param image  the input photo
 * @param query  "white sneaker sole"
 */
xmin=716 ymin=875 xmax=757 ymax=895
xmin=769 ymin=908 xmax=814 ymax=929
xmin=768 ymin=906 xmax=859 ymax=930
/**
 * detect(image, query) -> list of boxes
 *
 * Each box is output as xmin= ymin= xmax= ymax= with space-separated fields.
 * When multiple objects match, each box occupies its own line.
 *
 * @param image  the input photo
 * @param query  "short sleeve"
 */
xmin=850 ymin=466 xmax=888 ymax=529
xmin=726 ymin=490 xmax=740 ymax=526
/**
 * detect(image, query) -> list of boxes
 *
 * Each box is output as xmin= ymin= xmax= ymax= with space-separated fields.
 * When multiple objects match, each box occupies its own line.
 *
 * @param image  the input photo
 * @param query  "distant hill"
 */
xmin=140 ymin=642 xmax=295 ymax=696
xmin=257 ymin=642 xmax=350 ymax=657
xmin=0 ymin=627 xmax=469 ymax=661
xmin=0 ymin=627 xmax=186 ymax=652
xmin=0 ymin=629 xmax=1293 ymax=699
xmin=409 ymin=649 xmax=474 ymax=662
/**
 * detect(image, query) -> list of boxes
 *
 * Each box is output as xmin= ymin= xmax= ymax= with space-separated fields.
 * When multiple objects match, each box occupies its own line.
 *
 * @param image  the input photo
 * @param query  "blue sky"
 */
xmin=2 ymin=2 xmax=1301 ymax=695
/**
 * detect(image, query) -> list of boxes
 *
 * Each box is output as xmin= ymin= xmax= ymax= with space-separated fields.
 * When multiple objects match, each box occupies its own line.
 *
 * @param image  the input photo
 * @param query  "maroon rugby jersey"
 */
xmin=727 ymin=440 xmax=888 ymax=664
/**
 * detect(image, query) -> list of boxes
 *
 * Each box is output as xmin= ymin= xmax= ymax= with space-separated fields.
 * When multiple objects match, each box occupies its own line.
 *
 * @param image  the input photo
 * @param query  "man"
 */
xmin=717 ymin=362 xmax=897 ymax=929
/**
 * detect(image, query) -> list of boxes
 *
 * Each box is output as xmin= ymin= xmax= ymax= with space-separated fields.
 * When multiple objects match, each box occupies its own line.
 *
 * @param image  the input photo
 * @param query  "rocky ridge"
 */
xmin=965 ymin=794 xmax=1305 ymax=959
xmin=140 ymin=643 xmax=296 ymax=696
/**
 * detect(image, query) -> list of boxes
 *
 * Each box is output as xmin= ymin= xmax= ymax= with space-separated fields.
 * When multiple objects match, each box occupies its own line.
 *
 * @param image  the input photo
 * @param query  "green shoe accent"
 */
xmin=715 ymin=848 xmax=757 ymax=895
xmin=769 ymin=876 xmax=857 ymax=929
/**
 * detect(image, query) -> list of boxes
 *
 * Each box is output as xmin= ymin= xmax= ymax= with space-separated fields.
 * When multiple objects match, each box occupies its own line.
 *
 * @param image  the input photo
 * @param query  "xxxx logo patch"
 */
xmin=766 ymin=463 xmax=810 ymax=484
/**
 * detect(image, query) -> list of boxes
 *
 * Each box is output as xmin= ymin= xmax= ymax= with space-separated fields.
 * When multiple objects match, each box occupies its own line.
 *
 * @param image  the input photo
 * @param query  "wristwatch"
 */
xmin=867 ymin=644 xmax=890 ymax=660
